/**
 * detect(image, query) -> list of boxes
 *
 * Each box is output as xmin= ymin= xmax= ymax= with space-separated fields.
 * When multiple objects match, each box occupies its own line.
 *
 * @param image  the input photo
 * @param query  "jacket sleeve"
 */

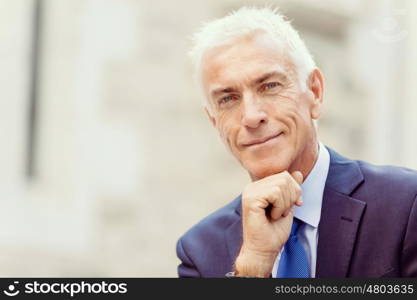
xmin=176 ymin=237 xmax=201 ymax=278
xmin=401 ymin=194 xmax=417 ymax=277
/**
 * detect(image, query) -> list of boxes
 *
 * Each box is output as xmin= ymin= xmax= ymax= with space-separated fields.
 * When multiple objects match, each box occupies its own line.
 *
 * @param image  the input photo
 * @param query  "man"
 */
xmin=176 ymin=7 xmax=417 ymax=277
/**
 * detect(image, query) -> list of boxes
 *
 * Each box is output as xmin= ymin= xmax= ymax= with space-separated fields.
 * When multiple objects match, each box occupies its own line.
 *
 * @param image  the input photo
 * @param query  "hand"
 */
xmin=234 ymin=171 xmax=303 ymax=277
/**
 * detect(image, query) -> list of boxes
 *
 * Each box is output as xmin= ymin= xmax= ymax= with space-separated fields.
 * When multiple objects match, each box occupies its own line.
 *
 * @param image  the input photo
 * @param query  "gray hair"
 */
xmin=190 ymin=7 xmax=316 ymax=93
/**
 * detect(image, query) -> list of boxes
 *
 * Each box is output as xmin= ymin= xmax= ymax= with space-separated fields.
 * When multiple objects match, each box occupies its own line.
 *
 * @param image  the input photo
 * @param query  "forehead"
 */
xmin=200 ymin=32 xmax=293 ymax=87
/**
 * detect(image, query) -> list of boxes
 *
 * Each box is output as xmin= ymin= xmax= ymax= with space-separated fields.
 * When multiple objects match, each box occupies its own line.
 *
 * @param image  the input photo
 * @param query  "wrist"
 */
xmin=234 ymin=248 xmax=277 ymax=278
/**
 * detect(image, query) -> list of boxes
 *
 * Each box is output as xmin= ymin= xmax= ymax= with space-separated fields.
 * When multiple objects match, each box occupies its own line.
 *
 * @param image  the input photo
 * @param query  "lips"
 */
xmin=242 ymin=132 xmax=283 ymax=147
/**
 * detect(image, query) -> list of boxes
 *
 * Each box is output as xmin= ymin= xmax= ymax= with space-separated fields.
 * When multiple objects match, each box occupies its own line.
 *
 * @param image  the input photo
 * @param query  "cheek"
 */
xmin=270 ymin=98 xmax=309 ymax=143
xmin=269 ymin=100 xmax=299 ymax=130
xmin=285 ymin=93 xmax=311 ymax=121
xmin=290 ymin=100 xmax=315 ymax=144
xmin=298 ymin=91 xmax=316 ymax=115
xmin=216 ymin=113 xmax=240 ymax=151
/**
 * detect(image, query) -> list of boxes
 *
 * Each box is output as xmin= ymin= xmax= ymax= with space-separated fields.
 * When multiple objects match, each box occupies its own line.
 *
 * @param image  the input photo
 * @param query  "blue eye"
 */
xmin=222 ymin=96 xmax=233 ymax=103
xmin=265 ymin=82 xmax=279 ymax=89
xmin=219 ymin=95 xmax=236 ymax=105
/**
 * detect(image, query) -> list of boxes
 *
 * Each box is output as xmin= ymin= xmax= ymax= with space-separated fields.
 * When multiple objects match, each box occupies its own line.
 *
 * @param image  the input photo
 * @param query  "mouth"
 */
xmin=242 ymin=132 xmax=283 ymax=147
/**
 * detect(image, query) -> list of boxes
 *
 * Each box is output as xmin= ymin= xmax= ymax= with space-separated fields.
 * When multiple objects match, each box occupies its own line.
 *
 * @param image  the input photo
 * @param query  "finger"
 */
xmin=272 ymin=208 xmax=294 ymax=234
xmin=286 ymin=174 xmax=296 ymax=208
xmin=282 ymin=207 xmax=291 ymax=217
xmin=290 ymin=171 xmax=303 ymax=206
xmin=291 ymin=171 xmax=303 ymax=185
xmin=269 ymin=188 xmax=284 ymax=220
xmin=295 ymin=196 xmax=303 ymax=206
xmin=280 ymin=180 xmax=291 ymax=212
xmin=271 ymin=187 xmax=293 ymax=219
xmin=270 ymin=206 xmax=281 ymax=220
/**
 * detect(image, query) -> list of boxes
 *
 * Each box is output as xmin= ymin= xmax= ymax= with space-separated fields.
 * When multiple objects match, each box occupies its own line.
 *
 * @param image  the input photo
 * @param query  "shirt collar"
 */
xmin=294 ymin=142 xmax=330 ymax=228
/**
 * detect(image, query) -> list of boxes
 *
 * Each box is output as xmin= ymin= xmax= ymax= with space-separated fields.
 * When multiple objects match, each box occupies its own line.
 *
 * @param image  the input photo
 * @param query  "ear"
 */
xmin=308 ymin=68 xmax=325 ymax=120
xmin=204 ymin=106 xmax=216 ymax=127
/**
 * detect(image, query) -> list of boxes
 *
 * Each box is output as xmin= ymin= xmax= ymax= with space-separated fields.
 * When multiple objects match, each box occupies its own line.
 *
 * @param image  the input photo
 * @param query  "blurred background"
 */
xmin=0 ymin=0 xmax=416 ymax=277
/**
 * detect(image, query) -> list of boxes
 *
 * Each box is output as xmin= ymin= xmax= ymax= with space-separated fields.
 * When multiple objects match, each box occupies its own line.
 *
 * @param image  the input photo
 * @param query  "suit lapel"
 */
xmin=316 ymin=148 xmax=366 ymax=277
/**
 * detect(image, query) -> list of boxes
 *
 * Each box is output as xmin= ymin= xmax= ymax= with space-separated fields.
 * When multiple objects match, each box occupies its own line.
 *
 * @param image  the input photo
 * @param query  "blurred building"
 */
xmin=0 ymin=0 xmax=416 ymax=276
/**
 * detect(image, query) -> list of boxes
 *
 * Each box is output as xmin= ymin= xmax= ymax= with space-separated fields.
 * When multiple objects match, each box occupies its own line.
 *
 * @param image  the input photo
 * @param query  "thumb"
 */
xmin=291 ymin=171 xmax=303 ymax=185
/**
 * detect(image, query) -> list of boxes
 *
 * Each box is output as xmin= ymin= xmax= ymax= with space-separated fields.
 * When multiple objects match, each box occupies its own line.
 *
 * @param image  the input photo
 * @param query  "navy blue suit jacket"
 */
xmin=176 ymin=148 xmax=417 ymax=277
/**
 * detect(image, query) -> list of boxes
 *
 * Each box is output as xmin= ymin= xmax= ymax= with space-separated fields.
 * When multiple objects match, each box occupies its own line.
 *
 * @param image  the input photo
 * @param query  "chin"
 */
xmin=236 ymin=144 xmax=295 ymax=179
xmin=244 ymin=159 xmax=290 ymax=180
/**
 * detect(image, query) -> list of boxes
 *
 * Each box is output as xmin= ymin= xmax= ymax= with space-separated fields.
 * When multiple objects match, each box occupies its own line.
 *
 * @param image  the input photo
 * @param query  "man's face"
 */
xmin=200 ymin=32 xmax=323 ymax=180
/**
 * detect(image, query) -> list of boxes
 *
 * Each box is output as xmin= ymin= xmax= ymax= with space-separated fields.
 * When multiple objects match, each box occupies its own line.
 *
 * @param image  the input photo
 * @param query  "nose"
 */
xmin=241 ymin=95 xmax=267 ymax=128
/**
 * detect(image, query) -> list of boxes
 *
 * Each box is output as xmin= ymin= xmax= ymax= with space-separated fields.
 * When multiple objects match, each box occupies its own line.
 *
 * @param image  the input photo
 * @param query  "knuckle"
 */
xmin=247 ymin=201 xmax=259 ymax=211
xmin=272 ymin=199 xmax=281 ymax=210
xmin=294 ymin=184 xmax=301 ymax=194
xmin=285 ymin=173 xmax=292 ymax=184
xmin=274 ymin=185 xmax=281 ymax=195
xmin=275 ymin=188 xmax=284 ymax=202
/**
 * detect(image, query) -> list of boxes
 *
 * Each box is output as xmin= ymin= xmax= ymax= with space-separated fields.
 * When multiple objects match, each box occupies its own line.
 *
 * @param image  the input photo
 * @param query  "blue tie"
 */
xmin=276 ymin=218 xmax=310 ymax=278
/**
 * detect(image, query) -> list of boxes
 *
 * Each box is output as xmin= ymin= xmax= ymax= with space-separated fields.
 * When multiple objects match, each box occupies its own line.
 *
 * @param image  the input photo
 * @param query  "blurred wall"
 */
xmin=0 ymin=0 xmax=416 ymax=276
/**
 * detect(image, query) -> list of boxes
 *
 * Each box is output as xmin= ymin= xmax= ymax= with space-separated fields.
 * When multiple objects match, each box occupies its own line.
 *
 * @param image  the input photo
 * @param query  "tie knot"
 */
xmin=290 ymin=218 xmax=301 ymax=236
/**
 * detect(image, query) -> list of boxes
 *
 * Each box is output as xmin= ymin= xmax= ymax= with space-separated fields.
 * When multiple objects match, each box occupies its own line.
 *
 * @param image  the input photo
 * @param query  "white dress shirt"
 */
xmin=272 ymin=142 xmax=330 ymax=278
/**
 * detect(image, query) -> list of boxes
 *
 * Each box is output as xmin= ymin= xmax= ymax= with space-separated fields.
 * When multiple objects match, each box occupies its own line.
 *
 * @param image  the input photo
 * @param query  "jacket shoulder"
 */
xmin=176 ymin=196 xmax=242 ymax=277
xmin=357 ymin=160 xmax=417 ymax=195
xmin=353 ymin=160 xmax=417 ymax=220
xmin=180 ymin=195 xmax=241 ymax=244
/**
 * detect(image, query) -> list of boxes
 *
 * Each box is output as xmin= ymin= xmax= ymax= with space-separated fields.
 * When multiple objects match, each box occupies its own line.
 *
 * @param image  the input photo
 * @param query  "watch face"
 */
xmin=225 ymin=271 xmax=236 ymax=278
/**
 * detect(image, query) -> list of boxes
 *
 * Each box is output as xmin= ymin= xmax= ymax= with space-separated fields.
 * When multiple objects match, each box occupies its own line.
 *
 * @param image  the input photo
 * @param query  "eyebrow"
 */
xmin=254 ymin=71 xmax=287 ymax=85
xmin=209 ymin=71 xmax=287 ymax=98
xmin=210 ymin=87 xmax=238 ymax=98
